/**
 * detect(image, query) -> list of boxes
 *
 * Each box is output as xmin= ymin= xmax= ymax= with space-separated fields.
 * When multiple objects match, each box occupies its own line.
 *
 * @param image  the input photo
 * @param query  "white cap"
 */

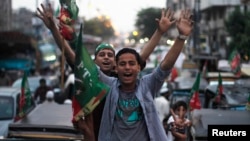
xmin=46 ymin=91 xmax=54 ymax=99
xmin=64 ymin=99 xmax=72 ymax=104
xmin=160 ymin=82 xmax=168 ymax=94
xmin=160 ymin=87 xmax=169 ymax=94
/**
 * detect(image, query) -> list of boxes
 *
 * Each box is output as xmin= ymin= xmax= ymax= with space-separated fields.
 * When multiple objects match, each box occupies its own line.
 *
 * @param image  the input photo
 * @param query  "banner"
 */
xmin=15 ymin=71 xmax=32 ymax=121
xmin=72 ymin=24 xmax=110 ymax=122
xmin=228 ymin=49 xmax=241 ymax=77
xmin=189 ymin=72 xmax=201 ymax=111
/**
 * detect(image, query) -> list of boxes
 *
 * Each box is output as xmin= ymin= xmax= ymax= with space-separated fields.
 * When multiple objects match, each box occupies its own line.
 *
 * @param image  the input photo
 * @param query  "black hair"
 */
xmin=164 ymin=100 xmax=188 ymax=122
xmin=172 ymin=100 xmax=188 ymax=111
xmin=39 ymin=78 xmax=46 ymax=84
xmin=115 ymin=48 xmax=141 ymax=65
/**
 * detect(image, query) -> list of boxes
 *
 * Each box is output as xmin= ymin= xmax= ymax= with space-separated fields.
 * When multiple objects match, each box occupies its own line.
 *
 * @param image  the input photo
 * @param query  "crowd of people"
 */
xmin=36 ymin=2 xmax=193 ymax=141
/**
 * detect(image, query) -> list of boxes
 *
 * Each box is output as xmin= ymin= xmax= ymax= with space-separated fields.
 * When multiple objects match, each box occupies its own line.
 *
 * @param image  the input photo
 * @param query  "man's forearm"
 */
xmin=160 ymin=38 xmax=185 ymax=70
xmin=49 ymin=25 xmax=76 ymax=67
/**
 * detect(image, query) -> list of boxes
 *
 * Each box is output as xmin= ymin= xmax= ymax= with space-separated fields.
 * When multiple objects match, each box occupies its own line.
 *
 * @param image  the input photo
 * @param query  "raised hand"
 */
xmin=176 ymin=9 xmax=194 ymax=36
xmin=156 ymin=8 xmax=176 ymax=34
xmin=36 ymin=3 xmax=56 ymax=30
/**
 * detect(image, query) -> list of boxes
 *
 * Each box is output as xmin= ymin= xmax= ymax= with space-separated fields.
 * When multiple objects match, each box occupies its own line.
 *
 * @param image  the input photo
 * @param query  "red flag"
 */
xmin=189 ymin=72 xmax=201 ymax=111
xmin=229 ymin=49 xmax=241 ymax=77
xmin=15 ymin=71 xmax=32 ymax=121
xmin=170 ymin=67 xmax=178 ymax=82
xmin=215 ymin=72 xmax=223 ymax=103
xmin=72 ymin=24 xmax=109 ymax=123
xmin=58 ymin=0 xmax=79 ymax=41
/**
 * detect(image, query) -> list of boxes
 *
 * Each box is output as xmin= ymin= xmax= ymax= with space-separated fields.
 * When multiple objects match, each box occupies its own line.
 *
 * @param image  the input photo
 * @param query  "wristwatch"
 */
xmin=178 ymin=35 xmax=188 ymax=40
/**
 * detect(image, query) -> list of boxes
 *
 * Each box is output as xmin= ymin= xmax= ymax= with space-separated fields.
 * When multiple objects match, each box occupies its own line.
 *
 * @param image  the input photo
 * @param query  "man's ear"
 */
xmin=137 ymin=65 xmax=141 ymax=73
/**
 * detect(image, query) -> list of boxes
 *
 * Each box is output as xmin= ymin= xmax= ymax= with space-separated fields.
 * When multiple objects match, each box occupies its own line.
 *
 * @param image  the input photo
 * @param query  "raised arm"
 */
xmin=140 ymin=8 xmax=175 ymax=68
xmin=160 ymin=9 xmax=193 ymax=71
xmin=36 ymin=3 xmax=75 ymax=67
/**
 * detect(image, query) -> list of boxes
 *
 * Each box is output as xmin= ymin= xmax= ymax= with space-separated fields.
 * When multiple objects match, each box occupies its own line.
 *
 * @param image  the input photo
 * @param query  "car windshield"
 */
xmin=12 ymin=78 xmax=40 ymax=93
xmin=170 ymin=89 xmax=206 ymax=108
xmin=0 ymin=96 xmax=14 ymax=119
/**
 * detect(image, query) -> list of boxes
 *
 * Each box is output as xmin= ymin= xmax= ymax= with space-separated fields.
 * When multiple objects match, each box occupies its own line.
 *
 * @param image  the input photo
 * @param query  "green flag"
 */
xmin=246 ymin=93 xmax=250 ymax=111
xmin=54 ymin=5 xmax=60 ymax=17
xmin=189 ymin=72 xmax=201 ymax=111
xmin=59 ymin=0 xmax=79 ymax=21
xmin=72 ymin=24 xmax=110 ymax=122
xmin=58 ymin=0 xmax=79 ymax=42
xmin=214 ymin=72 xmax=223 ymax=103
xmin=15 ymin=71 xmax=32 ymax=121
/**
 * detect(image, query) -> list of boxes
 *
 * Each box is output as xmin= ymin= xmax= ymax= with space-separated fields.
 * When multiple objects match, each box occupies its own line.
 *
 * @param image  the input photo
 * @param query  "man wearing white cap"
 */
xmin=154 ymin=82 xmax=170 ymax=122
xmin=46 ymin=90 xmax=54 ymax=102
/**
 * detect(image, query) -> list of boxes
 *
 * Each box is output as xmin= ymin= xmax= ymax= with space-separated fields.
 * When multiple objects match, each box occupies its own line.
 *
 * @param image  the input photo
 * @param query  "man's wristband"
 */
xmin=178 ymin=35 xmax=188 ymax=40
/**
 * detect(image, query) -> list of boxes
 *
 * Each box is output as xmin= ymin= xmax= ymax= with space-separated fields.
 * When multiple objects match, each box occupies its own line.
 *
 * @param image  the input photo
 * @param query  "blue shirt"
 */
xmin=98 ymin=65 xmax=171 ymax=141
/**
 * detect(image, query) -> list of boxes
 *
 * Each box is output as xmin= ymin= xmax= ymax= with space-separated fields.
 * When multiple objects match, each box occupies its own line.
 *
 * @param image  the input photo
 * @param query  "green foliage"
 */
xmin=83 ymin=16 xmax=115 ymax=40
xmin=225 ymin=6 xmax=250 ymax=61
xmin=135 ymin=7 xmax=162 ymax=39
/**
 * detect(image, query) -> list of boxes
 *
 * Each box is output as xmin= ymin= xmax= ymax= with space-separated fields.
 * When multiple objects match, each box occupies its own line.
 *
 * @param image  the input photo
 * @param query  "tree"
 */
xmin=225 ymin=6 xmax=250 ymax=62
xmin=135 ymin=7 xmax=162 ymax=39
xmin=83 ymin=16 xmax=115 ymax=40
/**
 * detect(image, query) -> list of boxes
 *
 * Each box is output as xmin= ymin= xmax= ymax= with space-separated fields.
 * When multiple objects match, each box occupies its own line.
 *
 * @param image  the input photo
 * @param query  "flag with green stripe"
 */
xmin=189 ymin=72 xmax=201 ymax=111
xmin=72 ymin=24 xmax=110 ymax=122
xmin=15 ymin=71 xmax=32 ymax=121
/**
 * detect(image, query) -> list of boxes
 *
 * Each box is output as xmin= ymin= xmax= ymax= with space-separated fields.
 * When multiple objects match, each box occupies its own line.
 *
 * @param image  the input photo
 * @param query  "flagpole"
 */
xmin=61 ymin=43 xmax=65 ymax=90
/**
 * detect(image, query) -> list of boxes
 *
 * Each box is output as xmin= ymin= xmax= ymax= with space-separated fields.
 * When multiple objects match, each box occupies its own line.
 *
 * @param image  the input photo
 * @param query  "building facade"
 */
xmin=166 ymin=0 xmax=249 ymax=59
xmin=0 ymin=0 xmax=12 ymax=31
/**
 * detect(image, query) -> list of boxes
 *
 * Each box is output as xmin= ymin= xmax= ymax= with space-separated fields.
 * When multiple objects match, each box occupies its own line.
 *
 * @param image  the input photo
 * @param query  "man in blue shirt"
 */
xmin=37 ymin=3 xmax=193 ymax=140
xmin=97 ymin=9 xmax=193 ymax=140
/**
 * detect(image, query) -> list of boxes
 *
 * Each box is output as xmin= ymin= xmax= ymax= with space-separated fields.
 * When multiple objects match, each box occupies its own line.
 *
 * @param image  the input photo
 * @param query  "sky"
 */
xmin=12 ymin=0 xmax=166 ymax=33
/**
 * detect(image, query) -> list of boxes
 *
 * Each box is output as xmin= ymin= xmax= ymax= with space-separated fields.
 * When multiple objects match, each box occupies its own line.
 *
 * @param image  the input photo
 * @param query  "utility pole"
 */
xmin=193 ymin=0 xmax=200 ymax=55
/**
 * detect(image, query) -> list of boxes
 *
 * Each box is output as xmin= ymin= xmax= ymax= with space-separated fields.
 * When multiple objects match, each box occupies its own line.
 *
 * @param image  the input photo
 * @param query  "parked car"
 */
xmin=7 ymin=100 xmax=83 ymax=140
xmin=205 ymin=72 xmax=237 ymax=85
xmin=204 ymin=83 xmax=250 ymax=110
xmin=174 ymin=67 xmax=208 ymax=90
xmin=190 ymin=79 xmax=250 ymax=141
xmin=190 ymin=109 xmax=250 ymax=141
xmin=0 ymin=87 xmax=36 ymax=139
xmin=11 ymin=75 xmax=62 ymax=103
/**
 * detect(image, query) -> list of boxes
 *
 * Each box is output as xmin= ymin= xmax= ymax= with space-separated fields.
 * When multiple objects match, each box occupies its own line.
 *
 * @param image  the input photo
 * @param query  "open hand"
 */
xmin=36 ymin=3 xmax=56 ymax=30
xmin=156 ymin=8 xmax=176 ymax=34
xmin=176 ymin=9 xmax=194 ymax=36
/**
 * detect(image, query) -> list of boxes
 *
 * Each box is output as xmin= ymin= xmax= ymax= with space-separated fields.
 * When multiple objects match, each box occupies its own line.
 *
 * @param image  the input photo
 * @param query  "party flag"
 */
xmin=228 ymin=49 xmax=241 ymax=77
xmin=189 ymin=72 xmax=201 ymax=111
xmin=170 ymin=67 xmax=178 ymax=82
xmin=15 ymin=71 xmax=32 ymax=121
xmin=214 ymin=72 xmax=223 ymax=103
xmin=72 ymin=24 xmax=110 ymax=122
xmin=58 ymin=0 xmax=79 ymax=41
xmin=54 ymin=5 xmax=60 ymax=17
xmin=246 ymin=93 xmax=250 ymax=111
xmin=59 ymin=0 xmax=79 ymax=21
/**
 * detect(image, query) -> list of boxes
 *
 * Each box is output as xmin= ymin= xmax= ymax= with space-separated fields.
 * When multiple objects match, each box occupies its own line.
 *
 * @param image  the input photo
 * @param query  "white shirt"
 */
xmin=154 ymin=96 xmax=170 ymax=122
xmin=167 ymin=115 xmax=190 ymax=141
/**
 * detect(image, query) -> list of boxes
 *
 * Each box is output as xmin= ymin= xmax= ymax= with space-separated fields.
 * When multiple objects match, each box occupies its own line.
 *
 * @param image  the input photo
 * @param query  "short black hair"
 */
xmin=172 ymin=100 xmax=188 ymax=111
xmin=39 ymin=78 xmax=46 ymax=84
xmin=115 ymin=48 xmax=141 ymax=65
